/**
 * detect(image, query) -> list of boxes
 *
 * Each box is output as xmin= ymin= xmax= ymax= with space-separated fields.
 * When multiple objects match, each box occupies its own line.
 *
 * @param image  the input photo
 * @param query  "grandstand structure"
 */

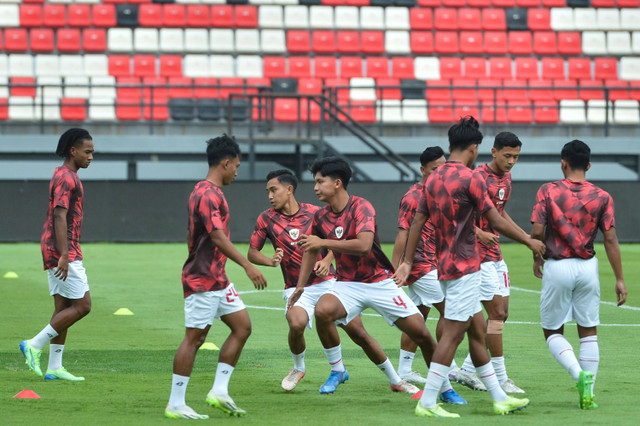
xmin=1 ymin=0 xmax=640 ymax=182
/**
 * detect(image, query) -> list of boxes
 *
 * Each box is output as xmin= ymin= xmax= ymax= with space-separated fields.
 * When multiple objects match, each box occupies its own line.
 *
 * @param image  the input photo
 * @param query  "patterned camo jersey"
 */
xmin=473 ymin=163 xmax=512 ymax=263
xmin=182 ymin=181 xmax=231 ymax=297
xmin=531 ymin=179 xmax=615 ymax=260
xmin=311 ymin=195 xmax=393 ymax=283
xmin=418 ymin=162 xmax=494 ymax=281
xmin=250 ymin=203 xmax=335 ymax=289
xmin=41 ymin=166 xmax=85 ymax=270
xmin=397 ymin=182 xmax=437 ymax=284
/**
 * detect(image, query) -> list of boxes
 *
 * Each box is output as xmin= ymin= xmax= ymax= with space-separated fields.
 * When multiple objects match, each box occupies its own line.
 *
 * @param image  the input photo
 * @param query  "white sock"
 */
xmin=168 ymin=374 xmax=190 ymax=408
xmin=477 ymin=362 xmax=507 ymax=402
xmin=397 ymin=349 xmax=415 ymax=376
xmin=377 ymin=358 xmax=402 ymax=385
xmin=211 ymin=363 xmax=234 ymax=396
xmin=30 ymin=324 xmax=59 ymax=350
xmin=547 ymin=334 xmax=581 ymax=382
xmin=439 ymin=376 xmax=454 ymax=393
xmin=450 ymin=359 xmax=459 ymax=370
xmin=323 ymin=345 xmax=345 ymax=372
xmin=292 ymin=350 xmax=306 ymax=372
xmin=419 ymin=362 xmax=449 ymax=408
xmin=579 ymin=335 xmax=599 ymax=392
xmin=461 ymin=353 xmax=475 ymax=373
xmin=48 ymin=344 xmax=64 ymax=371
xmin=491 ymin=356 xmax=508 ymax=384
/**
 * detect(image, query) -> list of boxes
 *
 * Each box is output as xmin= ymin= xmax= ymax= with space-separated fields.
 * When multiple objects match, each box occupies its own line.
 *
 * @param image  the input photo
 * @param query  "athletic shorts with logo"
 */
xmin=283 ymin=279 xmax=335 ymax=330
xmin=184 ymin=283 xmax=245 ymax=329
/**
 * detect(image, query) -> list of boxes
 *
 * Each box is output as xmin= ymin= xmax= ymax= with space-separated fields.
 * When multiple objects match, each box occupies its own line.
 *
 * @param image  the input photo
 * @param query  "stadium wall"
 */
xmin=2 ymin=181 xmax=638 ymax=244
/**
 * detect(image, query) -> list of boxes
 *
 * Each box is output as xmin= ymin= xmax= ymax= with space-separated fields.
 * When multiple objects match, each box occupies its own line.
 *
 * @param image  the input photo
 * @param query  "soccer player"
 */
xmin=390 ymin=146 xmax=466 ymax=405
xmin=530 ymin=139 xmax=627 ymax=410
xmin=19 ymin=128 xmax=94 ymax=382
xmin=450 ymin=132 xmax=528 ymax=394
xmin=394 ymin=116 xmax=545 ymax=418
xmin=165 ymin=134 xmax=268 ymax=420
xmin=288 ymin=156 xmax=440 ymax=397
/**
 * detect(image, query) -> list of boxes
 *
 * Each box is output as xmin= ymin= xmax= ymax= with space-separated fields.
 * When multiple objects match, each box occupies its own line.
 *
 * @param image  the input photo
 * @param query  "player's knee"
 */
xmin=487 ymin=319 xmax=504 ymax=335
xmin=287 ymin=318 xmax=306 ymax=334
xmin=75 ymin=299 xmax=91 ymax=317
xmin=314 ymin=304 xmax=333 ymax=324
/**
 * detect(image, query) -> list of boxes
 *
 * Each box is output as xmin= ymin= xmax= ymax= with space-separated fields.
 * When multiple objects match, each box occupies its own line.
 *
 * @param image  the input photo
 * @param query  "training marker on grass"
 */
xmin=200 ymin=342 xmax=219 ymax=351
xmin=113 ymin=308 xmax=134 ymax=316
xmin=14 ymin=390 xmax=40 ymax=399
xmin=3 ymin=271 xmax=19 ymax=279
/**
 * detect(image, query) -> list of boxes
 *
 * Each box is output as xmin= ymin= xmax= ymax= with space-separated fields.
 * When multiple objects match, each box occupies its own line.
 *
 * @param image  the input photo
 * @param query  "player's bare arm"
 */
xmin=313 ymin=250 xmax=334 ymax=278
xmin=392 ymin=211 xmax=428 ymax=286
xmin=210 ymin=229 xmax=267 ymax=289
xmin=391 ymin=228 xmax=409 ymax=269
xmin=602 ymin=227 xmax=627 ymax=306
xmin=248 ymin=247 xmax=284 ymax=267
xmin=484 ymin=208 xmax=545 ymax=257
xmin=298 ymin=231 xmax=374 ymax=256
xmin=530 ymin=223 xmax=546 ymax=278
xmin=287 ymin=249 xmax=319 ymax=309
xmin=53 ymin=206 xmax=70 ymax=281
xmin=475 ymin=226 xmax=499 ymax=247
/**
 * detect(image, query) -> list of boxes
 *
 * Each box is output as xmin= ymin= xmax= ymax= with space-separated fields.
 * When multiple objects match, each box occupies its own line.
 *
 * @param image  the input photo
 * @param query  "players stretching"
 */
xmin=20 ymin=128 xmax=94 ymax=382
xmin=451 ymin=132 xmax=528 ymax=394
xmin=289 ymin=157 xmax=440 ymax=396
xmin=394 ymin=116 xmax=544 ymax=418
xmin=165 ymin=134 xmax=267 ymax=420
xmin=530 ymin=140 xmax=627 ymax=409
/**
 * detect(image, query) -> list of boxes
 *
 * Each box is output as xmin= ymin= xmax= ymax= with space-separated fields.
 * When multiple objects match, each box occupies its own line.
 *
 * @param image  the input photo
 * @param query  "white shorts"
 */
xmin=326 ymin=278 xmax=421 ymax=326
xmin=407 ymin=269 xmax=445 ymax=308
xmin=540 ymin=257 xmax=600 ymax=330
xmin=440 ymin=270 xmax=483 ymax=322
xmin=47 ymin=260 xmax=89 ymax=300
xmin=479 ymin=260 xmax=511 ymax=301
xmin=184 ymin=283 xmax=246 ymax=329
xmin=283 ymin=279 xmax=335 ymax=330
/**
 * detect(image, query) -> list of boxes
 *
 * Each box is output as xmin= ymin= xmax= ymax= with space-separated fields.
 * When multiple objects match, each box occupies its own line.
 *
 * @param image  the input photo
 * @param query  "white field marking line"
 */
xmin=511 ymin=286 xmax=640 ymax=311
xmin=239 ymin=289 xmax=640 ymax=327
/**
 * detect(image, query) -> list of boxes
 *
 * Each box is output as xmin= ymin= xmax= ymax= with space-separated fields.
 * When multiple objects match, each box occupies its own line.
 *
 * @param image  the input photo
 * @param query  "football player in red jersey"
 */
xmin=165 ymin=134 xmax=267 ymax=420
xmin=394 ymin=117 xmax=544 ymax=418
xmin=289 ymin=157 xmax=438 ymax=397
xmin=531 ymin=139 xmax=627 ymax=409
xmin=20 ymin=128 xmax=94 ymax=382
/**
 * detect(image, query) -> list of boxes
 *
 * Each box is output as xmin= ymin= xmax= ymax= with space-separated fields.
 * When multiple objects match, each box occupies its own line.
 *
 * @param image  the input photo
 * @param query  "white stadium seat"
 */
xmin=108 ymin=28 xmax=133 ymax=53
xmin=8 ymin=54 xmax=34 ymax=77
xmin=360 ymin=7 xmax=384 ymax=30
xmin=597 ymin=8 xmax=620 ymax=31
xmin=235 ymin=29 xmax=260 ymax=53
xmin=258 ymin=5 xmax=283 ymax=28
xmin=309 ymin=6 xmax=334 ymax=29
xmin=64 ymin=76 xmax=91 ymax=99
xmin=385 ymin=31 xmax=411 ymax=55
xmin=349 ymin=77 xmax=376 ymax=101
xmin=236 ymin=55 xmax=263 ymax=78
xmin=134 ymin=29 xmax=159 ymax=53
xmin=35 ymin=55 xmax=60 ymax=77
xmin=160 ymin=29 xmax=185 ymax=52
xmin=402 ymin=99 xmax=428 ymax=123
xmin=574 ymin=9 xmax=598 ymax=31
xmin=184 ymin=55 xmax=211 ymax=77
xmin=614 ymin=100 xmax=640 ymax=124
xmin=184 ymin=29 xmax=209 ymax=53
xmin=607 ymin=32 xmax=632 ymax=55
xmin=376 ymin=99 xmax=403 ymax=123
xmin=260 ymin=29 xmax=286 ymax=53
xmin=586 ymin=100 xmax=613 ymax=124
xmin=619 ymin=57 xmax=640 ymax=80
xmin=335 ymin=6 xmax=359 ymax=30
xmin=385 ymin=7 xmax=410 ymax=31
xmin=84 ymin=55 xmax=109 ymax=77
xmin=620 ymin=8 xmax=640 ymax=31
xmin=582 ymin=32 xmax=607 ymax=56
xmin=90 ymin=76 xmax=116 ymax=99
xmin=559 ymin=99 xmax=586 ymax=124
xmin=284 ymin=5 xmax=309 ymax=29
xmin=209 ymin=29 xmax=235 ymax=53
xmin=550 ymin=8 xmax=574 ymax=31
xmin=209 ymin=55 xmax=234 ymax=77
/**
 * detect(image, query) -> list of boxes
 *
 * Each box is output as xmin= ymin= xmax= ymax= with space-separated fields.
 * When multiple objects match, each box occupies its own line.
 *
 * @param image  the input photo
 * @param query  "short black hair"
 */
xmin=310 ymin=156 xmax=352 ymax=189
xmin=419 ymin=146 xmax=445 ymax=166
xmin=494 ymin=132 xmax=522 ymax=150
xmin=206 ymin=134 xmax=240 ymax=167
xmin=448 ymin=116 xmax=483 ymax=151
xmin=56 ymin=128 xmax=92 ymax=158
xmin=561 ymin=139 xmax=591 ymax=171
xmin=266 ymin=169 xmax=298 ymax=192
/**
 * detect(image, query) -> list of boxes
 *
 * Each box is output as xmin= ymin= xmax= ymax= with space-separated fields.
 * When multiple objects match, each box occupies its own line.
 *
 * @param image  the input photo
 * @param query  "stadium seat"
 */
xmin=557 ymin=32 xmax=582 ymax=55
xmin=515 ymin=57 xmax=538 ymax=80
xmin=167 ymin=77 xmax=193 ymax=98
xmin=574 ymin=9 xmax=597 ymax=31
xmin=138 ymin=4 xmax=162 ymax=27
xmin=426 ymin=79 xmax=452 ymax=101
xmin=459 ymin=32 xmax=483 ymax=54
xmin=92 ymin=5 xmax=117 ymax=27
xmin=261 ymin=30 xmax=286 ymax=53
xmin=451 ymin=78 xmax=476 ymax=100
xmin=8 ymin=54 xmax=34 ymax=77
xmin=336 ymin=6 xmax=360 ymax=30
xmin=184 ymin=29 xmax=208 ymax=53
xmin=459 ymin=8 xmax=481 ymax=30
xmin=586 ymin=99 xmax=613 ymax=124
xmin=392 ymin=57 xmax=414 ymax=79
xmin=410 ymin=32 xmax=433 ymax=54
xmin=501 ymin=80 xmax=528 ymax=100
xmin=414 ymin=57 xmax=440 ymax=80
xmin=43 ymin=4 xmax=66 ymax=28
xmin=159 ymin=55 xmax=182 ymax=78
xmin=350 ymin=77 xmax=376 ymax=101
xmin=289 ymin=56 xmax=311 ymax=78
xmin=554 ymin=79 xmax=578 ymax=101
xmin=484 ymin=31 xmax=508 ymax=54
xmin=259 ymin=5 xmax=284 ymax=29
xmin=57 ymin=28 xmax=81 ymax=53
xmin=11 ymin=77 xmax=37 ymax=98
xmin=64 ymin=76 xmax=90 ymax=99
xmin=325 ymin=78 xmax=350 ymax=101
xmin=91 ymin=76 xmax=117 ymax=99
xmin=4 ymin=29 xmax=28 ymax=52
xmin=579 ymin=80 xmax=605 ymax=101
xmin=529 ymin=79 xmax=553 ymax=101
xmin=464 ymin=57 xmax=487 ymax=79
xmin=402 ymin=99 xmax=428 ymax=123
xmin=482 ymin=9 xmax=506 ymax=31
xmin=88 ymin=97 xmax=117 ymax=121
xmin=401 ymin=79 xmax=426 ymax=99
xmin=235 ymin=6 xmax=258 ymax=28
xmin=608 ymin=32 xmax=632 ymax=55
xmin=8 ymin=97 xmax=35 ymax=121
xmin=211 ymin=6 xmax=234 ymax=28
xmin=116 ymin=97 xmax=142 ymax=121
xmin=337 ymin=31 xmax=361 ymax=53
xmin=434 ymin=9 xmax=457 ymax=31
xmin=116 ymin=76 xmax=142 ymax=99
xmin=440 ymin=57 xmax=462 ymax=79
xmin=160 ymin=29 xmax=184 ymax=52
xmin=481 ymin=100 xmax=508 ymax=123
xmin=614 ymin=100 xmax=640 ymax=124
xmin=597 ymin=8 xmax=620 ymax=31
xmin=0 ymin=5 xmax=19 ymax=28
xmin=429 ymin=99 xmax=455 ymax=123
xmin=235 ymin=29 xmax=261 ymax=53
xmin=376 ymin=78 xmax=402 ymax=99
xmin=109 ymin=55 xmax=132 ymax=77
xmin=84 ymin=55 xmax=109 ymax=78
xmin=607 ymin=80 xmax=630 ymax=101
xmin=284 ymin=6 xmax=309 ymax=29
xmin=506 ymin=7 xmax=528 ymax=31
xmin=60 ymin=98 xmax=87 ymax=121
xmin=287 ymin=30 xmax=311 ymax=53
xmin=528 ymin=8 xmax=550 ymax=30
xmin=489 ymin=57 xmax=513 ymax=80
xmin=108 ymin=28 xmax=133 ymax=53
xmin=385 ymin=31 xmax=410 ymax=55
xmin=310 ymin=6 xmax=334 ymax=29
xmin=508 ymin=31 xmax=532 ymax=55
xmin=360 ymin=7 xmax=383 ymax=30
xmin=533 ymin=100 xmax=559 ymax=123
xmin=313 ymin=30 xmax=336 ymax=53
xmin=542 ymin=57 xmax=565 ymax=80
xmin=134 ymin=28 xmax=159 ymax=52
xmin=533 ymin=32 xmax=557 ymax=55
xmin=385 ymin=7 xmax=410 ymax=30
xmin=347 ymin=100 xmax=376 ymax=122
xmin=168 ymin=98 xmax=196 ymax=121
xmin=115 ymin=4 xmax=139 ymax=28
xmin=361 ymin=31 xmax=385 ymax=54
xmin=340 ymin=57 xmax=363 ymax=79
xmin=193 ymin=78 xmax=219 ymax=99
xmin=83 ymin=29 xmax=107 ymax=52
xmin=410 ymin=8 xmax=432 ymax=30
xmin=435 ymin=32 xmax=459 ymax=54
xmin=377 ymin=99 xmax=403 ymax=123
xmin=620 ymin=8 xmax=640 ymax=31
xmin=68 ymin=5 xmax=90 ymax=28
xmin=186 ymin=5 xmax=209 ymax=28
xmin=298 ymin=78 xmax=322 ymax=94
xmin=19 ymin=4 xmax=43 ymax=27
xmin=507 ymin=100 xmax=533 ymax=123
xmin=550 ymin=8 xmax=574 ymax=31
xmin=315 ymin=56 xmax=337 ymax=79
xmin=568 ymin=58 xmax=592 ymax=80
xmin=594 ymin=58 xmax=618 ymax=81
xmin=263 ymin=56 xmax=286 ymax=78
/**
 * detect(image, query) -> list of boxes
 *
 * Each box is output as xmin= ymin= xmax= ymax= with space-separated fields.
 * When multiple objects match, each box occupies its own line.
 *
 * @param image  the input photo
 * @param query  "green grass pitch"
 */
xmin=1 ymin=243 xmax=638 ymax=425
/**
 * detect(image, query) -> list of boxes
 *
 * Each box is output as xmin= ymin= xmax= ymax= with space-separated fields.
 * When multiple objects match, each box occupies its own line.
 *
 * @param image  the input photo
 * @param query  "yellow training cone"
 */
xmin=200 ymin=342 xmax=219 ymax=351
xmin=3 ymin=271 xmax=19 ymax=279
xmin=113 ymin=308 xmax=134 ymax=316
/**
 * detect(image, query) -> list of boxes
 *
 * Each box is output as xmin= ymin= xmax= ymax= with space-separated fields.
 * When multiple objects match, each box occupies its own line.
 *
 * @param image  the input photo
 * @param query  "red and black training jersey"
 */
xmin=397 ymin=182 xmax=437 ymax=284
xmin=182 ymin=181 xmax=231 ymax=297
xmin=311 ymin=195 xmax=393 ymax=283
xmin=473 ymin=163 xmax=512 ymax=262
xmin=41 ymin=166 xmax=84 ymax=270
xmin=531 ymin=179 xmax=615 ymax=260
xmin=250 ymin=203 xmax=335 ymax=289
xmin=418 ymin=162 xmax=494 ymax=281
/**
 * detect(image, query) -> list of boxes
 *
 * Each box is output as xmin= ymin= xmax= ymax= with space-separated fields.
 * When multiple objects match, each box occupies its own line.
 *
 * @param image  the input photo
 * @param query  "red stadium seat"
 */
xmin=426 ymin=79 xmax=452 ymax=100
xmin=478 ymin=79 xmax=501 ymax=101
xmin=376 ymin=78 xmax=402 ymax=100
xmin=459 ymin=32 xmax=483 ymax=54
xmin=361 ymin=31 xmax=385 ymax=54
xmin=315 ymin=57 xmax=337 ymax=79
xmin=144 ymin=94 xmax=169 ymax=122
xmin=440 ymin=58 xmax=462 ymax=79
xmin=454 ymin=99 xmax=480 ymax=121
xmin=138 ymin=4 xmax=163 ymax=27
xmin=489 ymin=57 xmax=513 ymax=80
xmin=452 ymin=79 xmax=477 ymax=100
xmin=629 ymin=81 xmax=640 ymax=101
xmin=312 ymin=31 xmax=336 ymax=53
xmin=168 ymin=77 xmax=193 ymax=98
xmin=57 ymin=29 xmax=81 ymax=53
xmin=4 ymin=29 xmax=28 ymax=52
xmin=557 ymin=32 xmax=581 ymax=55
xmin=578 ymin=80 xmax=604 ymax=101
xmin=289 ymin=56 xmax=311 ymax=78
xmin=528 ymin=9 xmax=550 ymax=30
xmin=429 ymin=99 xmax=455 ymax=123
xmin=553 ymin=79 xmax=578 ymax=101
xmin=392 ymin=57 xmax=415 ymax=79
xmin=501 ymin=80 xmax=528 ymax=100
xmin=591 ymin=0 xmax=614 ymax=5
xmin=459 ymin=8 xmax=482 ymax=30
xmin=533 ymin=100 xmax=558 ymax=123
xmin=117 ymin=76 xmax=142 ymax=99
xmin=134 ymin=55 xmax=157 ymax=78
xmin=263 ymin=56 xmax=287 ymax=78
xmin=542 ymin=0 xmax=566 ymax=4
xmin=160 ymin=55 xmax=183 ymax=78
xmin=30 ymin=29 xmax=54 ymax=52
xmin=116 ymin=98 xmax=142 ymax=121
xmin=298 ymin=78 xmax=323 ymax=95
xmin=410 ymin=8 xmax=432 ymax=30
xmin=287 ymin=31 xmax=311 ymax=53
xmin=515 ymin=57 xmax=539 ymax=80
xmin=541 ymin=57 xmax=565 ymax=80
xmin=493 ymin=0 xmax=516 ymax=6
xmin=434 ymin=32 xmax=459 ymax=54
xmin=481 ymin=100 xmax=507 ymax=123
xmin=418 ymin=0 xmax=442 ymax=5
xmin=517 ymin=0 xmax=541 ymax=6
xmin=43 ymin=5 xmax=66 ymax=28
xmin=143 ymin=76 xmax=168 ymax=99
xmin=68 ymin=5 xmax=90 ymax=28
xmin=618 ymin=0 xmax=640 ymax=5
xmin=507 ymin=100 xmax=533 ymax=123
xmin=533 ymin=32 xmax=557 ymax=55
xmin=529 ymin=80 xmax=553 ymax=101
xmin=61 ymin=98 xmax=87 ymax=121
xmin=186 ymin=5 xmax=209 ymax=28
xmin=508 ymin=31 xmax=532 ymax=55
xmin=19 ymin=4 xmax=43 ymax=27
xmin=218 ymin=77 xmax=243 ymax=100
xmin=109 ymin=55 xmax=132 ymax=77
xmin=366 ymin=57 xmax=389 ymax=79
xmin=274 ymin=98 xmax=299 ymax=122
xmin=484 ymin=32 xmax=508 ymax=54
xmin=164 ymin=5 xmax=186 ymax=28
xmin=434 ymin=9 xmax=458 ymax=31
xmin=606 ymin=80 xmax=630 ymax=101
xmin=244 ymin=78 xmax=271 ymax=95
xmin=594 ymin=58 xmax=618 ymax=81
xmin=211 ymin=6 xmax=234 ymax=28
xmin=92 ymin=5 xmax=117 ymax=27
xmin=340 ymin=57 xmax=363 ymax=79
xmin=468 ymin=0 xmax=491 ymax=4
xmin=11 ymin=77 xmax=36 ymax=97
xmin=410 ymin=32 xmax=434 ymax=54
xmin=194 ymin=78 xmax=219 ymax=99
xmin=337 ymin=31 xmax=361 ymax=53
xmin=482 ymin=9 xmax=506 ymax=31
xmin=568 ymin=58 xmax=592 ymax=81
xmin=464 ymin=57 xmax=487 ymax=79
xmin=443 ymin=0 xmax=466 ymax=5
xmin=235 ymin=6 xmax=258 ymax=28
xmin=300 ymin=99 xmax=322 ymax=123
xmin=347 ymin=101 xmax=376 ymax=123
xmin=325 ymin=78 xmax=350 ymax=101
xmin=83 ymin=29 xmax=107 ymax=52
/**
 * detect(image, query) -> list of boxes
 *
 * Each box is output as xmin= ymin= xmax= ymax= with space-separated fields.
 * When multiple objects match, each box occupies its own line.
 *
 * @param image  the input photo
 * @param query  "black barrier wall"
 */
xmin=1 ymin=181 xmax=638 ymax=243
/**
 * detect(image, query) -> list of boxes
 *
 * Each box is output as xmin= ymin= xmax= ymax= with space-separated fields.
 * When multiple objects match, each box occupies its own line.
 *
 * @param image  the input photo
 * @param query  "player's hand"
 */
xmin=245 ymin=264 xmax=267 ymax=290
xmin=272 ymin=248 xmax=284 ymax=267
xmin=477 ymin=230 xmax=499 ymax=247
xmin=313 ymin=260 xmax=331 ymax=278
xmin=54 ymin=256 xmax=69 ymax=281
xmin=533 ymin=256 xmax=545 ymax=279
xmin=391 ymin=262 xmax=411 ymax=287
xmin=615 ymin=280 xmax=627 ymax=306
xmin=526 ymin=238 xmax=546 ymax=258
xmin=297 ymin=234 xmax=324 ymax=251
xmin=287 ymin=287 xmax=304 ymax=310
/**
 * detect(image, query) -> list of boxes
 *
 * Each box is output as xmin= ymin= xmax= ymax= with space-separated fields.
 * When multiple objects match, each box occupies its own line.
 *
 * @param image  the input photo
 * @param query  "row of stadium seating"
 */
xmin=3 ymin=4 xmax=640 ymax=30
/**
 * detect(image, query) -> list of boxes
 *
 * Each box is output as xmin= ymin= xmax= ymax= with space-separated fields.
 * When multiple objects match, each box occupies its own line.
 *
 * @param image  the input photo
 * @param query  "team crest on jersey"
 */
xmin=335 ymin=226 xmax=344 ymax=239
xmin=289 ymin=228 xmax=300 ymax=240
xmin=498 ymin=188 xmax=505 ymax=200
